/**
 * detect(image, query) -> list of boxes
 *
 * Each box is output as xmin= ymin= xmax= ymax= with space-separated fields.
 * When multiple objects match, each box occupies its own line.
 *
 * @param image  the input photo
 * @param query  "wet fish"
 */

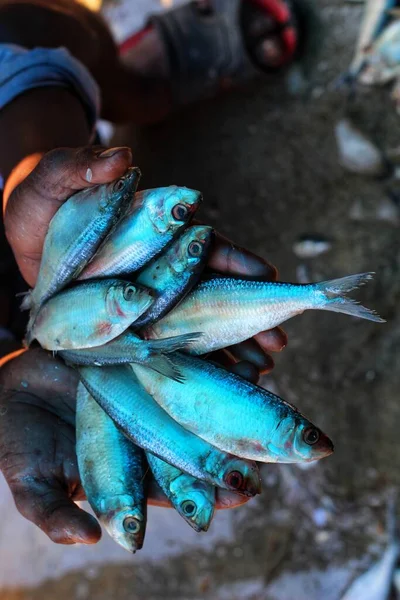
xmin=76 ymin=382 xmax=147 ymax=553
xmin=131 ymin=354 xmax=334 ymax=464
xmin=292 ymin=234 xmax=332 ymax=259
xmin=335 ymin=119 xmax=387 ymax=177
xmin=359 ymin=20 xmax=400 ymax=85
xmin=79 ymin=186 xmax=202 ymax=280
xmin=78 ymin=364 xmax=261 ymax=496
xmin=147 ymin=479 xmax=250 ymax=511
xmin=347 ymin=0 xmax=396 ymax=81
xmin=147 ymin=272 xmax=385 ymax=355
xmin=60 ymin=331 xmax=201 ymax=382
xmin=23 ymin=168 xmax=139 ymax=319
xmin=342 ymin=492 xmax=399 ymax=600
xmin=146 ymin=452 xmax=215 ymax=532
xmin=30 ymin=279 xmax=153 ymax=350
xmin=132 ymin=225 xmax=213 ymax=330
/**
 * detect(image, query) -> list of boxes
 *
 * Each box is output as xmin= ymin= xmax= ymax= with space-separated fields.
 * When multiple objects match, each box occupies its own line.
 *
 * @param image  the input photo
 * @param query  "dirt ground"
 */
xmin=2 ymin=0 xmax=400 ymax=598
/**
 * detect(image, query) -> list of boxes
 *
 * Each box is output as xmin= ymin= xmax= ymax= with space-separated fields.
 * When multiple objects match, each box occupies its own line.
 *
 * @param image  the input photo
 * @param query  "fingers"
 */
xmin=10 ymin=478 xmax=101 ymax=545
xmin=227 ymin=339 xmax=274 ymax=374
xmin=255 ymin=327 xmax=288 ymax=353
xmin=5 ymin=145 xmax=133 ymax=287
xmin=207 ymin=232 xmax=277 ymax=280
xmin=228 ymin=360 xmax=260 ymax=384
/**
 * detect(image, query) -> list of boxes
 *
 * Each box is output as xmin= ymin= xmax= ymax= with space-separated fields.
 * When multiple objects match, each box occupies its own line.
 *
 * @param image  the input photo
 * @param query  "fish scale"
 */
xmin=78 ymin=364 xmax=261 ymax=496
xmin=148 ymin=273 xmax=384 ymax=354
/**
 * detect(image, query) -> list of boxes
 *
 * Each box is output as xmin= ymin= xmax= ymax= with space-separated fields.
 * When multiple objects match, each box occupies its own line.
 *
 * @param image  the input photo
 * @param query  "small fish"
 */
xmin=342 ymin=491 xmax=399 ymax=600
xmin=132 ymin=225 xmax=213 ymax=330
xmin=30 ymin=280 xmax=153 ymax=350
xmin=292 ymin=234 xmax=332 ymax=259
xmin=79 ymin=186 xmax=202 ymax=280
xmin=359 ymin=20 xmax=400 ymax=85
xmin=23 ymin=168 xmax=140 ymax=319
xmin=147 ymin=479 xmax=250 ymax=511
xmin=131 ymin=354 xmax=334 ymax=464
xmin=78 ymin=364 xmax=261 ymax=496
xmin=335 ymin=119 xmax=388 ymax=177
xmin=60 ymin=331 xmax=201 ymax=382
xmin=346 ymin=0 xmax=396 ymax=81
xmin=76 ymin=382 xmax=147 ymax=553
xmin=147 ymin=272 xmax=384 ymax=355
xmin=146 ymin=452 xmax=215 ymax=532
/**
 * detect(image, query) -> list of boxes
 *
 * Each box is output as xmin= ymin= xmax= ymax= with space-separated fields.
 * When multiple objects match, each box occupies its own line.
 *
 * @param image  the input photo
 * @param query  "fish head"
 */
xmin=291 ymin=419 xmax=334 ymax=463
xmin=106 ymin=282 xmax=154 ymax=322
xmin=102 ymin=167 xmax=140 ymax=213
xmin=221 ymin=458 xmax=261 ymax=497
xmin=102 ymin=504 xmax=146 ymax=553
xmin=171 ymin=475 xmax=215 ymax=532
xmin=146 ymin=186 xmax=202 ymax=235
xmin=169 ymin=225 xmax=214 ymax=274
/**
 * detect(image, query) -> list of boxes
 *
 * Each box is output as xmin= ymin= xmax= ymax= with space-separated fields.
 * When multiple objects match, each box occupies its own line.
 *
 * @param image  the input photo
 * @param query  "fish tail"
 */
xmin=19 ymin=290 xmax=32 ymax=311
xmin=147 ymin=332 xmax=202 ymax=354
xmin=145 ymin=354 xmax=185 ymax=384
xmin=316 ymin=272 xmax=386 ymax=323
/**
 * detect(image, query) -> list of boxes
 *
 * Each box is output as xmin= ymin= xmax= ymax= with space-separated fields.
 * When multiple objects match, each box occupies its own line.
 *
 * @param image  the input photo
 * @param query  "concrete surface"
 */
xmin=2 ymin=0 xmax=400 ymax=598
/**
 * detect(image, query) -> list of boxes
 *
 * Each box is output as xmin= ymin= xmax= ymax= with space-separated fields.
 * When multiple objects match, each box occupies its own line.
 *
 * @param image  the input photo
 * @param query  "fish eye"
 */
xmin=188 ymin=241 xmax=203 ymax=257
xmin=172 ymin=203 xmax=189 ymax=221
xmin=303 ymin=427 xmax=320 ymax=446
xmin=123 ymin=285 xmax=136 ymax=301
xmin=113 ymin=177 xmax=126 ymax=192
xmin=123 ymin=516 xmax=141 ymax=534
xmin=225 ymin=470 xmax=244 ymax=490
xmin=181 ymin=500 xmax=197 ymax=517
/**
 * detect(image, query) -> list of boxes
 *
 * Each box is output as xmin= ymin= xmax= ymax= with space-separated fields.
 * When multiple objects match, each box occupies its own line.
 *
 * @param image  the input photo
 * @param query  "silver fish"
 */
xmin=133 ymin=225 xmax=213 ymax=330
xmin=23 ymin=168 xmax=139 ymax=319
xmin=146 ymin=452 xmax=215 ymax=532
xmin=30 ymin=280 xmax=153 ymax=350
xmin=131 ymin=354 xmax=334 ymax=464
xmin=76 ymin=382 xmax=147 ymax=553
xmin=147 ymin=272 xmax=384 ymax=355
xmin=60 ymin=331 xmax=201 ymax=382
xmin=78 ymin=364 xmax=261 ymax=496
xmin=79 ymin=186 xmax=202 ymax=280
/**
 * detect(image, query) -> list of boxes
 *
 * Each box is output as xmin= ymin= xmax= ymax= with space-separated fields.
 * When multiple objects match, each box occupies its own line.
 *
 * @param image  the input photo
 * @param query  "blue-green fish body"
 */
xmin=76 ymin=382 xmax=147 ymax=553
xmin=147 ymin=273 xmax=384 ymax=354
xmin=78 ymin=364 xmax=261 ymax=496
xmin=132 ymin=354 xmax=334 ymax=464
xmin=60 ymin=331 xmax=201 ymax=382
xmin=146 ymin=452 xmax=215 ymax=532
xmin=30 ymin=279 xmax=153 ymax=349
xmin=133 ymin=225 xmax=213 ymax=329
xmin=80 ymin=186 xmax=202 ymax=280
xmin=24 ymin=168 xmax=140 ymax=320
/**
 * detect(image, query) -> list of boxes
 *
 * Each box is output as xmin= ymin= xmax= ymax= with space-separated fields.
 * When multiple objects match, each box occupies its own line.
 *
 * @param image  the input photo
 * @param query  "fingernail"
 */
xmin=97 ymin=146 xmax=131 ymax=159
xmin=85 ymin=168 xmax=93 ymax=182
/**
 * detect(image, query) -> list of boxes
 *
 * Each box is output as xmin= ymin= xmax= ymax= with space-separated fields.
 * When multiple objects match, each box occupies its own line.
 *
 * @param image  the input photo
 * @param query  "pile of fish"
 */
xmin=24 ymin=166 xmax=384 ymax=553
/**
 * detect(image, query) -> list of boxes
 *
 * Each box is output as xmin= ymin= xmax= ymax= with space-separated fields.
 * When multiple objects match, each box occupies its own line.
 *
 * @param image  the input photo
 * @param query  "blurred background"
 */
xmin=1 ymin=0 xmax=400 ymax=598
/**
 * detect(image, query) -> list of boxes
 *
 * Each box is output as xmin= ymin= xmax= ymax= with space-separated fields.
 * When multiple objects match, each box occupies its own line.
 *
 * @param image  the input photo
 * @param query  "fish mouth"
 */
xmin=306 ymin=431 xmax=334 ymax=461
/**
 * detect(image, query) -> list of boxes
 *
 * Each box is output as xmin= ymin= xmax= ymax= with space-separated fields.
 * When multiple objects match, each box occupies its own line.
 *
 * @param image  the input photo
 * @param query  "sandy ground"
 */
xmin=2 ymin=0 xmax=400 ymax=598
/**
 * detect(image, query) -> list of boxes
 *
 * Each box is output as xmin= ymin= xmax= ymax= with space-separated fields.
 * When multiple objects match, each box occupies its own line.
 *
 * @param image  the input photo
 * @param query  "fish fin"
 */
xmin=317 ymin=273 xmax=385 ymax=323
xmin=19 ymin=291 xmax=32 ymax=311
xmin=146 ymin=354 xmax=185 ymax=383
xmin=147 ymin=332 xmax=202 ymax=354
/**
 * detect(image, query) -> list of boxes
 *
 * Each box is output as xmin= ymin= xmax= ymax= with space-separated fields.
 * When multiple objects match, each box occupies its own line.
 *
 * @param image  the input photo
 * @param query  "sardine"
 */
xmin=78 ymin=364 xmax=261 ymax=496
xmin=60 ymin=331 xmax=201 ymax=382
xmin=147 ymin=272 xmax=384 ymax=355
xmin=347 ymin=0 xmax=396 ymax=80
xmin=146 ymin=452 xmax=215 ymax=532
xmin=133 ymin=225 xmax=213 ymax=330
xmin=76 ymin=382 xmax=147 ymax=553
xmin=131 ymin=354 xmax=334 ymax=464
xmin=147 ymin=479 xmax=250 ymax=511
xmin=30 ymin=279 xmax=153 ymax=350
xmin=23 ymin=168 xmax=140 ymax=319
xmin=79 ymin=186 xmax=202 ymax=280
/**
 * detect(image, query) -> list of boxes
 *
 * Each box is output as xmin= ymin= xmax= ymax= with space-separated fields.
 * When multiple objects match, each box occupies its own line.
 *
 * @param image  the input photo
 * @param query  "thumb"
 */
xmin=4 ymin=145 xmax=133 ymax=287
